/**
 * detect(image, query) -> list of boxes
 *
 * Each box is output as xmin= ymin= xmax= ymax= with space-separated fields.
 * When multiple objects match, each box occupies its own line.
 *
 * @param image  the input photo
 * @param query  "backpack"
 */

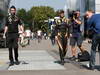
xmin=78 ymin=51 xmax=90 ymax=62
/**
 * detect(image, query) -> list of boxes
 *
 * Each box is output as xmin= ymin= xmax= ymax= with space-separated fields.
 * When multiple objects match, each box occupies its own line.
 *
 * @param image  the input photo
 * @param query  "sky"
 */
xmin=10 ymin=0 xmax=67 ymax=11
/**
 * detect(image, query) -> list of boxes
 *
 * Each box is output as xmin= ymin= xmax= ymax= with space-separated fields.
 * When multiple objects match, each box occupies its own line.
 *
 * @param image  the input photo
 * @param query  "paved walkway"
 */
xmin=8 ymin=50 xmax=65 ymax=70
xmin=0 ymin=39 xmax=100 ymax=75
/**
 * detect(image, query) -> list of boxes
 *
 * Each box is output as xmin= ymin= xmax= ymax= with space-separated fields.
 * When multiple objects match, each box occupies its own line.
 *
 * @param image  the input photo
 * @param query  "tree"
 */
xmin=17 ymin=6 xmax=56 ymax=32
xmin=28 ymin=6 xmax=56 ymax=31
xmin=17 ymin=9 xmax=27 ymax=23
xmin=17 ymin=9 xmax=33 ymax=30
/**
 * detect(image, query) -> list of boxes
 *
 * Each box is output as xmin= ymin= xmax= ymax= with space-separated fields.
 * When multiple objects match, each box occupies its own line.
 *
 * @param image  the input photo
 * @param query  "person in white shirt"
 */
xmin=25 ymin=29 xmax=31 ymax=37
xmin=25 ymin=29 xmax=31 ymax=44
xmin=37 ymin=30 xmax=42 ymax=43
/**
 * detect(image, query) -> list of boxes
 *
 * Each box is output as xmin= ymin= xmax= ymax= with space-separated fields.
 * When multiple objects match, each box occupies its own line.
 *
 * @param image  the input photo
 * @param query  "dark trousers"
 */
xmin=9 ymin=48 xmax=18 ymax=62
xmin=89 ymin=34 xmax=100 ymax=68
xmin=51 ymin=38 xmax=55 ymax=45
xmin=58 ymin=35 xmax=68 ymax=61
xmin=7 ymin=33 xmax=19 ymax=62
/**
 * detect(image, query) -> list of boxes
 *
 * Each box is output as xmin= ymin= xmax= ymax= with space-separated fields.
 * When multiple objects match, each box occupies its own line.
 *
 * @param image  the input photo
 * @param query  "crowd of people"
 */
xmin=2 ymin=5 xmax=100 ymax=71
xmin=50 ymin=10 xmax=100 ymax=71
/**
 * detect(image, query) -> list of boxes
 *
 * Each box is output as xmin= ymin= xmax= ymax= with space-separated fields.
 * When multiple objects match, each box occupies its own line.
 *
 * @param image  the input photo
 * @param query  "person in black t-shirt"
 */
xmin=3 ymin=6 xmax=24 ymax=66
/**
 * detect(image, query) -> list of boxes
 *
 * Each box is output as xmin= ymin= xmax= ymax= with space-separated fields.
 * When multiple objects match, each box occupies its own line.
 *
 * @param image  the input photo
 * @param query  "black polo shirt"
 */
xmin=5 ymin=15 xmax=22 ymax=33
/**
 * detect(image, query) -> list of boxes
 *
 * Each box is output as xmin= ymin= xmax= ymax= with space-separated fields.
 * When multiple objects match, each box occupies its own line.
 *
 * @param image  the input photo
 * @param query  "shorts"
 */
xmin=70 ymin=34 xmax=83 ymax=46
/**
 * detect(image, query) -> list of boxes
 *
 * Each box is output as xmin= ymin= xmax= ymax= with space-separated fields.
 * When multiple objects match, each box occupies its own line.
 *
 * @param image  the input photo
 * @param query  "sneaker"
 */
xmin=15 ymin=61 xmax=20 ymax=65
xmin=70 ymin=56 xmax=77 ymax=61
xmin=61 ymin=60 xmax=64 ymax=65
xmin=87 ymin=64 xmax=95 ymax=70
xmin=9 ymin=61 xmax=14 ymax=66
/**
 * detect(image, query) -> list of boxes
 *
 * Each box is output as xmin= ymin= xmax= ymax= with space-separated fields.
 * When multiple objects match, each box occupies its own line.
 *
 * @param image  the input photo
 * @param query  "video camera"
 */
xmin=69 ymin=11 xmax=77 ymax=20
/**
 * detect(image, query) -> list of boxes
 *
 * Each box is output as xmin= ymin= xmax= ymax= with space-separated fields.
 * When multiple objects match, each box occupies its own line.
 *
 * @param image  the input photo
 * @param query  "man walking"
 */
xmin=3 ymin=6 xmax=24 ymax=66
xmin=55 ymin=10 xmax=69 ymax=65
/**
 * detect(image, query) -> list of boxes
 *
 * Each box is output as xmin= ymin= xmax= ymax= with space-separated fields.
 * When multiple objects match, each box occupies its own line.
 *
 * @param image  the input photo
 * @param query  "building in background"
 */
xmin=95 ymin=0 xmax=100 ymax=13
xmin=0 ymin=0 xmax=11 ymax=29
xmin=66 ymin=0 xmax=100 ymax=14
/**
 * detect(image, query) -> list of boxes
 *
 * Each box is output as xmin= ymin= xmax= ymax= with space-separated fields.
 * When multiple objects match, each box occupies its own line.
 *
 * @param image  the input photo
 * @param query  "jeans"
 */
xmin=89 ymin=34 xmax=100 ymax=68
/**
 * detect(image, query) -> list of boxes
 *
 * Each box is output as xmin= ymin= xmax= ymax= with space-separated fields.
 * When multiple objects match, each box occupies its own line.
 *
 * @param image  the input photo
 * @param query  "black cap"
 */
xmin=59 ymin=10 xmax=64 ymax=14
xmin=10 ymin=5 xmax=16 ymax=10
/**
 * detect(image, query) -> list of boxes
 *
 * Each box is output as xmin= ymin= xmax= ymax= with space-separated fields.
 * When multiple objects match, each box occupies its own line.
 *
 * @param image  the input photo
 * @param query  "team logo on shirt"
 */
xmin=14 ymin=16 xmax=19 ymax=22
xmin=8 ymin=15 xmax=19 ymax=23
xmin=8 ymin=16 xmax=12 ymax=23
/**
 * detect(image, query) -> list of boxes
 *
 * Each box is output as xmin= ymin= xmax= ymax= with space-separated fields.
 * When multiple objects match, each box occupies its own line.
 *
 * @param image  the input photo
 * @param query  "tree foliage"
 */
xmin=17 ymin=6 xmax=56 ymax=32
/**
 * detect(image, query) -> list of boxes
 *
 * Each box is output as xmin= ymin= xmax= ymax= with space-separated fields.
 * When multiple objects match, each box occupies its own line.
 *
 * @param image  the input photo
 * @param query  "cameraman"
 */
xmin=69 ymin=11 xmax=86 ymax=61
